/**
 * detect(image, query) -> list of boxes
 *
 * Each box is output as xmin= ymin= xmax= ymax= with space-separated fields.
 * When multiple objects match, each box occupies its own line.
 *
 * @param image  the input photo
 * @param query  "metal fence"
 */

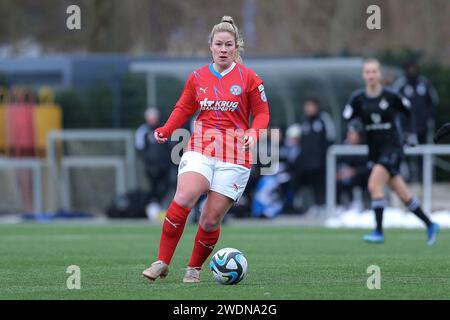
xmin=47 ymin=129 xmax=137 ymax=212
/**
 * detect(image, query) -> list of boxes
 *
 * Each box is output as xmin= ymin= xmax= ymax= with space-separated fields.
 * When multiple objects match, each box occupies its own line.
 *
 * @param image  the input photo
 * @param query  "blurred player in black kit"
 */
xmin=343 ymin=59 xmax=439 ymax=245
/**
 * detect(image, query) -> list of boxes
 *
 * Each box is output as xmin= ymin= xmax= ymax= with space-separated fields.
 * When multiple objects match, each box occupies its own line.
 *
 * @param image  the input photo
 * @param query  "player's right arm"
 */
xmin=342 ymin=90 xmax=361 ymax=122
xmin=154 ymin=73 xmax=198 ymax=143
xmin=390 ymin=91 xmax=418 ymax=146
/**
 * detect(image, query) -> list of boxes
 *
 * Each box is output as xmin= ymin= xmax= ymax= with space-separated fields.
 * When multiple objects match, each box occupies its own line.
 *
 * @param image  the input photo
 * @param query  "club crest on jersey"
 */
xmin=404 ymin=85 xmax=414 ymax=97
xmin=417 ymin=83 xmax=427 ymax=96
xmin=312 ymin=120 xmax=323 ymax=132
xmin=230 ymin=85 xmax=242 ymax=96
xmin=371 ymin=113 xmax=382 ymax=124
xmin=379 ymin=98 xmax=389 ymax=110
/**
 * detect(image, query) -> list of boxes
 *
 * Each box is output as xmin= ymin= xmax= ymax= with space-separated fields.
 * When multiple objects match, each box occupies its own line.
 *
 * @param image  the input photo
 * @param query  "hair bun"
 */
xmin=221 ymin=16 xmax=234 ymax=25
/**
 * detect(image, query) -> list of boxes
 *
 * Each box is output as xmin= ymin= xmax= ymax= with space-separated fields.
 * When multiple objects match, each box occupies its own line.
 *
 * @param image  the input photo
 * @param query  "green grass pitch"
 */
xmin=0 ymin=223 xmax=449 ymax=300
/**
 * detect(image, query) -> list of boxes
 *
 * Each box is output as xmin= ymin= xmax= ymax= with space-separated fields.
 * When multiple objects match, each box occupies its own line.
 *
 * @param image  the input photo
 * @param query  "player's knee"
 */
xmin=173 ymin=190 xmax=197 ymax=209
xmin=200 ymin=214 xmax=221 ymax=232
xmin=368 ymin=180 xmax=382 ymax=198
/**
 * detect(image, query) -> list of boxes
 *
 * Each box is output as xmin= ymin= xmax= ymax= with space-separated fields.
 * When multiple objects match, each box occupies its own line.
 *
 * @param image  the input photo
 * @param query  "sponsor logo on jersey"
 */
xmin=366 ymin=123 xmax=392 ymax=131
xmin=199 ymin=98 xmax=239 ymax=111
xmin=379 ymin=98 xmax=389 ymax=110
xmin=258 ymin=84 xmax=267 ymax=102
xmin=230 ymin=85 xmax=242 ymax=96
xmin=260 ymin=91 xmax=267 ymax=102
xmin=199 ymin=87 xmax=208 ymax=94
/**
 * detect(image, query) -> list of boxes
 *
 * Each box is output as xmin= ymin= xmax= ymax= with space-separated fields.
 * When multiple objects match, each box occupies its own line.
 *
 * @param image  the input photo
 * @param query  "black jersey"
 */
xmin=299 ymin=111 xmax=336 ymax=171
xmin=343 ymin=88 xmax=413 ymax=153
xmin=392 ymin=75 xmax=439 ymax=136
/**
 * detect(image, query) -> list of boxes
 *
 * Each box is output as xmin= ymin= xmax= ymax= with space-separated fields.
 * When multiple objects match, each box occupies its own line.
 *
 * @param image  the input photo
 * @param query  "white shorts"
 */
xmin=178 ymin=151 xmax=251 ymax=202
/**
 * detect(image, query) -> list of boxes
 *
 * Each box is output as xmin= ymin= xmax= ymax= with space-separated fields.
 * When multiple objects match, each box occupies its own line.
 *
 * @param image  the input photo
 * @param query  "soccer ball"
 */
xmin=210 ymin=248 xmax=248 ymax=285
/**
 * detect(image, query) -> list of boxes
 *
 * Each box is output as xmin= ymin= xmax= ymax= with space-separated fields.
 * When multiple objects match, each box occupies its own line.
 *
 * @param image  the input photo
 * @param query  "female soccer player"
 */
xmin=142 ymin=16 xmax=270 ymax=282
xmin=343 ymin=59 xmax=439 ymax=245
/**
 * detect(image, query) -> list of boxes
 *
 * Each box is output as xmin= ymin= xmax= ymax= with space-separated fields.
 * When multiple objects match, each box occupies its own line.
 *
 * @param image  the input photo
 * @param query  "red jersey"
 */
xmin=158 ymin=62 xmax=270 ymax=168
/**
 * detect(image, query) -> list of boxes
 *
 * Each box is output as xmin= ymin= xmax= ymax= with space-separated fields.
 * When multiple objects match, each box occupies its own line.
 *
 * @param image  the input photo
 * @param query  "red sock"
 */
xmin=188 ymin=225 xmax=221 ymax=269
xmin=157 ymin=200 xmax=190 ymax=265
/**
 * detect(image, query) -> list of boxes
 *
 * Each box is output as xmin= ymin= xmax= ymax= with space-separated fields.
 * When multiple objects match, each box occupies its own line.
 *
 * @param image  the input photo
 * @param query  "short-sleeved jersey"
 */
xmin=174 ymin=62 xmax=269 ymax=168
xmin=343 ymin=88 xmax=412 ymax=152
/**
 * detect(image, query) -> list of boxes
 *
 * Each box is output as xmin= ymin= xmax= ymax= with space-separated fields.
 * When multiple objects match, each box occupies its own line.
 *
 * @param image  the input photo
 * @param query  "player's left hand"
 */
xmin=242 ymin=135 xmax=255 ymax=151
xmin=406 ymin=133 xmax=418 ymax=147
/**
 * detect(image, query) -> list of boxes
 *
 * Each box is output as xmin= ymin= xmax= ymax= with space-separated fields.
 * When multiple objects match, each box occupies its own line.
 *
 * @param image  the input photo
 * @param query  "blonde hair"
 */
xmin=363 ymin=58 xmax=381 ymax=68
xmin=208 ymin=16 xmax=244 ymax=63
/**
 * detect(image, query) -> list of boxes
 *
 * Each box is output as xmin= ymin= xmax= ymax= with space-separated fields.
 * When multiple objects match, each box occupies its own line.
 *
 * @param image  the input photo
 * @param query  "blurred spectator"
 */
xmin=135 ymin=107 xmax=172 ymax=220
xmin=392 ymin=61 xmax=439 ymax=144
xmin=296 ymin=98 xmax=335 ymax=215
xmin=247 ymin=126 xmax=280 ymax=218
xmin=336 ymin=121 xmax=370 ymax=211
xmin=392 ymin=61 xmax=439 ymax=182
xmin=278 ymin=124 xmax=302 ymax=213
xmin=281 ymin=124 xmax=302 ymax=167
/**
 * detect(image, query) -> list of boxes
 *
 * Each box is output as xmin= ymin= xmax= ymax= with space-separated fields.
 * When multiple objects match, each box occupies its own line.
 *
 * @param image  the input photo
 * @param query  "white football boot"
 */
xmin=142 ymin=260 xmax=169 ymax=281
xmin=183 ymin=267 xmax=201 ymax=283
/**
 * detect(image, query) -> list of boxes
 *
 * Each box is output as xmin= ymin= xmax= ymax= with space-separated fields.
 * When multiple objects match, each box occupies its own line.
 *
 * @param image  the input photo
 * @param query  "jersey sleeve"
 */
xmin=342 ymin=92 xmax=360 ymax=121
xmin=319 ymin=112 xmax=336 ymax=144
xmin=393 ymin=93 xmax=416 ymax=134
xmin=247 ymin=70 xmax=270 ymax=138
xmin=157 ymin=73 xmax=198 ymax=137
xmin=393 ymin=92 xmax=412 ymax=114
xmin=391 ymin=76 xmax=407 ymax=94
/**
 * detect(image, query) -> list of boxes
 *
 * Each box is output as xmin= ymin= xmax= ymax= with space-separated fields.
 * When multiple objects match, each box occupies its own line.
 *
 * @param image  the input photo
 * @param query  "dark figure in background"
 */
xmin=279 ymin=124 xmax=302 ymax=213
xmin=392 ymin=61 xmax=439 ymax=144
xmin=336 ymin=121 xmax=370 ymax=210
xmin=296 ymin=98 xmax=335 ymax=215
xmin=135 ymin=107 xmax=172 ymax=219
xmin=392 ymin=61 xmax=439 ymax=182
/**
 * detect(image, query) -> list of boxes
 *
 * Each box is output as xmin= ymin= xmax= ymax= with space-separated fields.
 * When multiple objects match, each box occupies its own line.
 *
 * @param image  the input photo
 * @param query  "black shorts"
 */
xmin=368 ymin=149 xmax=403 ymax=177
